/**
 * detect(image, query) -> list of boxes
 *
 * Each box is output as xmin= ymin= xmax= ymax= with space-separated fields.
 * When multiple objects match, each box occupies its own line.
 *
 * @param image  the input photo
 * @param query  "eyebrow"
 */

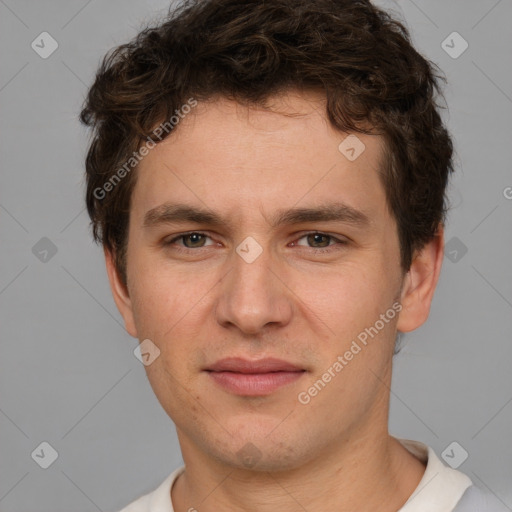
xmin=142 ymin=202 xmax=371 ymax=229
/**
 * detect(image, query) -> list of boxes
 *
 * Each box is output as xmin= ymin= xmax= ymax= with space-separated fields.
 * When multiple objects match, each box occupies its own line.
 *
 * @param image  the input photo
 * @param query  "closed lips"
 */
xmin=205 ymin=357 xmax=305 ymax=373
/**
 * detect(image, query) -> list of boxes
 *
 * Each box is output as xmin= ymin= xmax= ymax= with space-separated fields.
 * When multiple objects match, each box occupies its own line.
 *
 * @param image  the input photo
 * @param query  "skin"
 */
xmin=105 ymin=90 xmax=444 ymax=512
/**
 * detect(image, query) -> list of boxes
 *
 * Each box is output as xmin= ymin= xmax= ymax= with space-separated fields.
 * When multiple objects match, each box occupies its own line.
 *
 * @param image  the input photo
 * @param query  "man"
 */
xmin=80 ymin=0 xmax=507 ymax=510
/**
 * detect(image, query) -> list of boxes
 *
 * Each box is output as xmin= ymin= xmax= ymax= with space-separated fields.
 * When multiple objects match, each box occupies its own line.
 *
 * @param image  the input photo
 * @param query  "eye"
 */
xmin=163 ymin=231 xmax=347 ymax=253
xmin=165 ymin=232 xmax=214 ymax=248
xmin=292 ymin=232 xmax=347 ymax=250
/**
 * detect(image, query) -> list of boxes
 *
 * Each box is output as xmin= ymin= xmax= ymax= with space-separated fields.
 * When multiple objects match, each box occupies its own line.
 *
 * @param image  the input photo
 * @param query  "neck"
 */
xmin=171 ymin=426 xmax=426 ymax=512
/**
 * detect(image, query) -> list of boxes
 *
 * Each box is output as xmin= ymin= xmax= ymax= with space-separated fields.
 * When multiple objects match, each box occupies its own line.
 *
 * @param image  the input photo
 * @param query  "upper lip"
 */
xmin=205 ymin=357 xmax=304 ymax=373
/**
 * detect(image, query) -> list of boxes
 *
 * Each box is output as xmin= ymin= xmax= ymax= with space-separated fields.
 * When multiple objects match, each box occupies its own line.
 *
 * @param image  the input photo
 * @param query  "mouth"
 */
xmin=204 ymin=357 xmax=306 ymax=396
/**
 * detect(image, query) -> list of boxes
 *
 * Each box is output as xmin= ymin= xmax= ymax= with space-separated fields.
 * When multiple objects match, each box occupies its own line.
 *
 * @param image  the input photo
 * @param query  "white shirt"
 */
xmin=117 ymin=437 xmax=505 ymax=512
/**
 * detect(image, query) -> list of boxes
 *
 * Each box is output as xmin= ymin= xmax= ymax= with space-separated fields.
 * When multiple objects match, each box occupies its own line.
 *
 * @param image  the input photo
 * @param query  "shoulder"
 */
xmin=116 ymin=491 xmax=153 ymax=512
xmin=453 ymin=485 xmax=510 ymax=512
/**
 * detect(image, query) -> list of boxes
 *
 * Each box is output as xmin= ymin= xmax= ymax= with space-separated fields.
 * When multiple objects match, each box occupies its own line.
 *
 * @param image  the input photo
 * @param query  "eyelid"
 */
xmin=164 ymin=231 xmax=215 ymax=247
xmin=294 ymin=231 xmax=347 ymax=245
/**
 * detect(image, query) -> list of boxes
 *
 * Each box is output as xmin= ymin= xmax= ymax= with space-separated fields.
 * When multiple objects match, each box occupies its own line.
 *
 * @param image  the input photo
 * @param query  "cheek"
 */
xmin=296 ymin=261 xmax=396 ymax=335
xmin=128 ymin=248 xmax=194 ymax=330
xmin=128 ymin=260 xmax=216 ymax=369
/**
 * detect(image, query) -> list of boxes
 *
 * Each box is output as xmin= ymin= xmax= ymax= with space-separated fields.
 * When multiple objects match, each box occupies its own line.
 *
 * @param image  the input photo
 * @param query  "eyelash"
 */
xmin=163 ymin=231 xmax=348 ymax=254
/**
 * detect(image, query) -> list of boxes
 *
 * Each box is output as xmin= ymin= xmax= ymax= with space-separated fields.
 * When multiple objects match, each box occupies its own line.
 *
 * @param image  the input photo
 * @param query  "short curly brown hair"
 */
xmin=80 ymin=0 xmax=453 ymax=287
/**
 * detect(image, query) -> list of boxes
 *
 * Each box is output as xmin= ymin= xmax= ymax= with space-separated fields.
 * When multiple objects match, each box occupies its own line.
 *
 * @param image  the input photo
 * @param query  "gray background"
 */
xmin=1 ymin=0 xmax=511 ymax=511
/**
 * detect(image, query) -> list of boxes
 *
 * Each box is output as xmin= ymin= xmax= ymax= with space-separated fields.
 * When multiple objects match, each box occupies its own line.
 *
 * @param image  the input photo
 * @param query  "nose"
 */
xmin=215 ymin=244 xmax=293 ymax=335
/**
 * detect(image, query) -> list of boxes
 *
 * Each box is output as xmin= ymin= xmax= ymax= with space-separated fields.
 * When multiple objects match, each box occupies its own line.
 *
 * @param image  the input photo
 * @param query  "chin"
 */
xmin=207 ymin=427 xmax=313 ymax=473
xmin=222 ymin=447 xmax=308 ymax=473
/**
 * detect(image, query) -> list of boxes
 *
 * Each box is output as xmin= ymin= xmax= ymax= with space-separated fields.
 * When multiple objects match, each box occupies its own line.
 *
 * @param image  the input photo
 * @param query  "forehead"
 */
xmin=131 ymin=91 xmax=389 ymax=226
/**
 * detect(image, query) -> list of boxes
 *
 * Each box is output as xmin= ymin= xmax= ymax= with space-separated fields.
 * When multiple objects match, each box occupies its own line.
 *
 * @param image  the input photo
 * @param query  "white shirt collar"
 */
xmin=396 ymin=438 xmax=472 ymax=511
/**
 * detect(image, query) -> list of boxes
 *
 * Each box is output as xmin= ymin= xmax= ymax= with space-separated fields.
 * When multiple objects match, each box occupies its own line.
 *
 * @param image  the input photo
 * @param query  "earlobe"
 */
xmin=396 ymin=226 xmax=445 ymax=333
xmin=104 ymin=247 xmax=138 ymax=338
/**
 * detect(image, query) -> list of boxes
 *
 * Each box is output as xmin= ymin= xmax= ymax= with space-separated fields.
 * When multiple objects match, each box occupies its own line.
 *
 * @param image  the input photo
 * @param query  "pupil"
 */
xmin=309 ymin=234 xmax=329 ymax=247
xmin=186 ymin=233 xmax=204 ymax=247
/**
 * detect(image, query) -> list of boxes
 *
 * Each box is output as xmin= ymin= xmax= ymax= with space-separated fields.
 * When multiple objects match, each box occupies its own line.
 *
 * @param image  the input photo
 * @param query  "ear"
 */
xmin=396 ymin=225 xmax=444 ymax=333
xmin=104 ymin=247 xmax=138 ymax=338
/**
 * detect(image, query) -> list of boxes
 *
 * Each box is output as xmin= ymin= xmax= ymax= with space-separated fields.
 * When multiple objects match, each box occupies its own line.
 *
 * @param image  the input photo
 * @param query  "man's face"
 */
xmin=116 ymin=91 xmax=408 ymax=470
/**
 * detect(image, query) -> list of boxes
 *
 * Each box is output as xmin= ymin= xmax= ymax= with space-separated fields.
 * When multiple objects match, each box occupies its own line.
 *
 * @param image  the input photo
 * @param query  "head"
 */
xmin=81 ymin=0 xmax=452 ymax=471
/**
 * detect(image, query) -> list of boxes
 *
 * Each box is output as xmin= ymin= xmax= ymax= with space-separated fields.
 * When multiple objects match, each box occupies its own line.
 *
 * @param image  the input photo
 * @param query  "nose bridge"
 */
xmin=215 ymin=240 xmax=292 ymax=333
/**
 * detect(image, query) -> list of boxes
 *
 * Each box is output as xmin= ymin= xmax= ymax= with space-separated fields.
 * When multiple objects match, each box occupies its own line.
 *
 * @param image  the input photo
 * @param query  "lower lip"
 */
xmin=206 ymin=370 xmax=305 ymax=396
